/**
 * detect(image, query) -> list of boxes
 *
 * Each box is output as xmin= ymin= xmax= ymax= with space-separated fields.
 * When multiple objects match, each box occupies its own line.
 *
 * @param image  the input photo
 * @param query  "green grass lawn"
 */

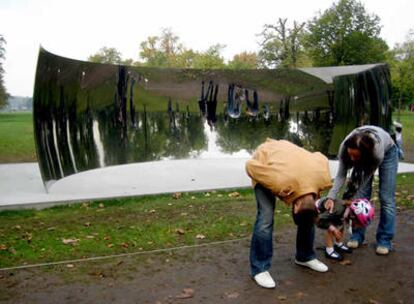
xmin=398 ymin=112 xmax=414 ymax=162
xmin=0 ymin=112 xmax=36 ymax=163
xmin=1 ymin=172 xmax=414 ymax=269
xmin=0 ymin=188 xmax=294 ymax=268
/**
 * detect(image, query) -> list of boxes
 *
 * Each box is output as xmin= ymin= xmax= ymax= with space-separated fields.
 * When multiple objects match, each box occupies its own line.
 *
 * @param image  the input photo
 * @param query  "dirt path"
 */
xmin=1 ymin=210 xmax=414 ymax=304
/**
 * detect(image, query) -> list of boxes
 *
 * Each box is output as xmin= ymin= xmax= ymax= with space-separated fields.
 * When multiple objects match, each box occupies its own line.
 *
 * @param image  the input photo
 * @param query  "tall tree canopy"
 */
xmin=228 ymin=51 xmax=259 ymax=69
xmin=0 ymin=35 xmax=8 ymax=109
xmin=258 ymin=18 xmax=307 ymax=68
xmin=139 ymin=28 xmax=225 ymax=69
xmin=389 ymin=29 xmax=414 ymax=109
xmin=306 ymin=0 xmax=388 ymax=66
xmin=88 ymin=47 xmax=123 ymax=64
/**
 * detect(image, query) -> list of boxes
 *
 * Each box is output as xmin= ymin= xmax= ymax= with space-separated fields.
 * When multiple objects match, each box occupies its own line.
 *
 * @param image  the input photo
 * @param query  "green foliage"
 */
xmin=258 ymin=18 xmax=307 ymax=68
xmin=227 ymin=51 xmax=259 ymax=69
xmin=389 ymin=29 xmax=414 ymax=108
xmin=139 ymin=29 xmax=226 ymax=69
xmin=305 ymin=0 xmax=388 ymax=66
xmin=88 ymin=47 xmax=123 ymax=64
xmin=0 ymin=35 xmax=8 ymax=109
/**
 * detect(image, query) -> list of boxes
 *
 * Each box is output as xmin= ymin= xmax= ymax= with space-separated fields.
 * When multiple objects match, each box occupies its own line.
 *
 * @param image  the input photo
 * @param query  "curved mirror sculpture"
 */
xmin=33 ymin=49 xmax=392 ymax=189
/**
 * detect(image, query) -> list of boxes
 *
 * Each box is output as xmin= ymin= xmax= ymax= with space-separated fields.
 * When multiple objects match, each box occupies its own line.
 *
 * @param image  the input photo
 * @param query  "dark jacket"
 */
xmin=316 ymin=197 xmax=347 ymax=230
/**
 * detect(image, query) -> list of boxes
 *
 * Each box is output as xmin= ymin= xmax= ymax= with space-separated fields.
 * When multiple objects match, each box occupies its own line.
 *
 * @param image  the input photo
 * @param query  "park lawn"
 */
xmin=1 ymin=172 xmax=414 ymax=269
xmin=0 ymin=188 xmax=290 ymax=268
xmin=398 ymin=112 xmax=414 ymax=162
xmin=0 ymin=112 xmax=36 ymax=163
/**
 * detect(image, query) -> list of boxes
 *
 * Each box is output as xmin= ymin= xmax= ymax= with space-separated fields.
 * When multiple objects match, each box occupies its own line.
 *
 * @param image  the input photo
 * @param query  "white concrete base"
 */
xmin=1 ymin=160 xmax=414 ymax=210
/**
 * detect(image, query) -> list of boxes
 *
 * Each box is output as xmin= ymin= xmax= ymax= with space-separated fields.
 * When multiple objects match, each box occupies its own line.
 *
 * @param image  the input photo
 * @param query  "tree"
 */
xmin=139 ymin=28 xmax=184 ymax=68
xmin=88 ymin=47 xmax=123 ymax=64
xmin=0 ymin=35 xmax=8 ymax=109
xmin=192 ymin=44 xmax=226 ymax=69
xmin=306 ymin=0 xmax=388 ymax=66
xmin=228 ymin=52 xmax=259 ymax=69
xmin=139 ymin=29 xmax=226 ymax=69
xmin=389 ymin=29 xmax=414 ymax=116
xmin=258 ymin=18 xmax=307 ymax=68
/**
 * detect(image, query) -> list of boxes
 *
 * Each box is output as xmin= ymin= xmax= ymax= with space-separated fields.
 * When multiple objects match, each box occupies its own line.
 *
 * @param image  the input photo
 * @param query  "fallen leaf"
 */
xmin=104 ymin=235 xmax=110 ymax=240
xmin=99 ymin=203 xmax=104 ymax=208
xmin=204 ymin=193 xmax=211 ymax=197
xmin=217 ymin=194 xmax=223 ymax=198
xmin=173 ymin=192 xmax=182 ymax=199
xmin=84 ymin=222 xmax=91 ymax=227
xmin=107 ymin=243 xmax=114 ymax=248
xmin=191 ymin=196 xmax=196 ymax=200
xmin=47 ymin=227 xmax=56 ymax=231
xmin=369 ymin=299 xmax=380 ymax=304
xmin=0 ymin=244 xmax=7 ymax=250
xmin=278 ymin=295 xmax=288 ymax=301
xmin=13 ymin=225 xmax=21 ymax=230
xmin=228 ymin=192 xmax=240 ymax=197
xmin=66 ymin=264 xmax=75 ymax=268
xmin=86 ymin=235 xmax=95 ymax=239
xmin=340 ymin=259 xmax=352 ymax=266
xmin=181 ymin=212 xmax=188 ymax=216
xmin=62 ymin=238 xmax=80 ymax=245
xmin=149 ymin=209 xmax=156 ymax=213
xmin=196 ymin=234 xmax=205 ymax=239
xmin=176 ymin=228 xmax=185 ymax=235
xmin=176 ymin=288 xmax=194 ymax=299
xmin=407 ymin=195 xmax=414 ymax=201
xmin=121 ymin=242 xmax=129 ymax=248
xmin=226 ymin=292 xmax=240 ymax=299
xmin=9 ymin=248 xmax=17 ymax=255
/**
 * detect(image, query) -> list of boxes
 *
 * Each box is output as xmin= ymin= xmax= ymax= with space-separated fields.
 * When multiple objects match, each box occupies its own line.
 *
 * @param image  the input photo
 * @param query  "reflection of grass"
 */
xmin=0 ymin=188 xmax=293 ymax=268
xmin=0 ymin=112 xmax=36 ymax=163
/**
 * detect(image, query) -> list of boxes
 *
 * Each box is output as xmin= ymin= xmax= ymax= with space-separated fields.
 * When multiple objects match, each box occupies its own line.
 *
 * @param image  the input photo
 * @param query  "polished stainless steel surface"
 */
xmin=33 ymin=49 xmax=392 ymax=189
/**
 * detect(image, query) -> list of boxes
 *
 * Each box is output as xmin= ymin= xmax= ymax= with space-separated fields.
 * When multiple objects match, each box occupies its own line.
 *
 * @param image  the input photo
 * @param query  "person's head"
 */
xmin=340 ymin=130 xmax=380 ymax=179
xmin=293 ymin=194 xmax=317 ymax=225
xmin=343 ymin=131 xmax=376 ymax=165
xmin=348 ymin=198 xmax=375 ymax=228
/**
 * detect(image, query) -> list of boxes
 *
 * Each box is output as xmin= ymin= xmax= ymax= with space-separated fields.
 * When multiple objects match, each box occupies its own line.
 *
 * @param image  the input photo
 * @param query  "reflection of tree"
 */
xmin=215 ymin=115 xmax=290 ymax=154
xmin=295 ymin=110 xmax=334 ymax=155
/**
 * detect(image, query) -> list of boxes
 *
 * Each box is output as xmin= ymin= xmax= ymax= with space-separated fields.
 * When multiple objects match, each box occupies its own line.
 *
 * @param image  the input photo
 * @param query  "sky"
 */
xmin=0 ymin=0 xmax=413 ymax=97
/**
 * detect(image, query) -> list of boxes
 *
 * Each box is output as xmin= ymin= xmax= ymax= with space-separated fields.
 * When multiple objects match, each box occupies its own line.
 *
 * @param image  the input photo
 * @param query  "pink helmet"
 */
xmin=350 ymin=198 xmax=375 ymax=227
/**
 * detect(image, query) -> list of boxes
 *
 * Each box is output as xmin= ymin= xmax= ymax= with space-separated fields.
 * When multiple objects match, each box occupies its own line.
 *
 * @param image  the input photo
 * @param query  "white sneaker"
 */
xmin=347 ymin=240 xmax=360 ymax=249
xmin=376 ymin=246 xmax=389 ymax=255
xmin=253 ymin=271 xmax=276 ymax=289
xmin=295 ymin=259 xmax=328 ymax=272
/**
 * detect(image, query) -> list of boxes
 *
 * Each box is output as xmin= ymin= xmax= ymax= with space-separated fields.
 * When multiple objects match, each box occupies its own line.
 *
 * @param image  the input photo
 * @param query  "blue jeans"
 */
xmin=250 ymin=184 xmax=316 ymax=276
xmin=351 ymin=145 xmax=398 ymax=249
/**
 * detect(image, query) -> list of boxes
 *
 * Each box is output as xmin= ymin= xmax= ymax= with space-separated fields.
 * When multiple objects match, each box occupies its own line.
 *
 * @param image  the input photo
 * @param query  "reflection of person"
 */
xmin=246 ymin=139 xmax=332 ymax=289
xmin=316 ymin=197 xmax=374 ymax=261
xmin=326 ymin=125 xmax=398 ymax=255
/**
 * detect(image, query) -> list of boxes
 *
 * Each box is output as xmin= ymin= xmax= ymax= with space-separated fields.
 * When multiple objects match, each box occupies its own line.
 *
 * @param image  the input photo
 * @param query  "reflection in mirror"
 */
xmin=33 ymin=49 xmax=392 ymax=189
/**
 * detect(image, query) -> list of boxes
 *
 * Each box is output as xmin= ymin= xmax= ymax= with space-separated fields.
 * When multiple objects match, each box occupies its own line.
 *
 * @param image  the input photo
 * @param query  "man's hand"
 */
xmin=324 ymin=199 xmax=335 ymax=214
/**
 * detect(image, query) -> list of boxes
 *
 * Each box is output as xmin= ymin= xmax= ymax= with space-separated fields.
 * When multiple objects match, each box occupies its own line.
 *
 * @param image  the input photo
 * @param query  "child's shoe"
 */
xmin=325 ymin=248 xmax=343 ymax=261
xmin=335 ymin=243 xmax=353 ymax=253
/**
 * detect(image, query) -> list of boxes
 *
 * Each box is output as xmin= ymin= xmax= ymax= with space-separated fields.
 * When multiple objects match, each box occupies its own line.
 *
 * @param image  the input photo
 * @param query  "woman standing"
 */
xmin=327 ymin=125 xmax=398 ymax=255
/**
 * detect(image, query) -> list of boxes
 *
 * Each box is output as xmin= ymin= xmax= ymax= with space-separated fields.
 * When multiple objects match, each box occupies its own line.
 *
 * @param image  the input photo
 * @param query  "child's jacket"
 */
xmin=245 ymin=138 xmax=332 ymax=205
xmin=316 ymin=197 xmax=347 ymax=229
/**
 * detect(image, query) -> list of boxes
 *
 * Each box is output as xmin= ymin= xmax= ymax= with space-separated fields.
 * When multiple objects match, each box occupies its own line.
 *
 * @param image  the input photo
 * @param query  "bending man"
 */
xmin=246 ymin=138 xmax=333 ymax=289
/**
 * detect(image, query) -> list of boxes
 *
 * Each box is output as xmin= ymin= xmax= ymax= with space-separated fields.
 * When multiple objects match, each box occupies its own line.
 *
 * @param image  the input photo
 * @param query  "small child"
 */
xmin=316 ymin=197 xmax=375 ymax=261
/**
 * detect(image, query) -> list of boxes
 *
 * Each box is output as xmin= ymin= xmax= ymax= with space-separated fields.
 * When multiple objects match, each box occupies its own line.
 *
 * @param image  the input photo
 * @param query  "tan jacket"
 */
xmin=245 ymin=139 xmax=332 ymax=205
